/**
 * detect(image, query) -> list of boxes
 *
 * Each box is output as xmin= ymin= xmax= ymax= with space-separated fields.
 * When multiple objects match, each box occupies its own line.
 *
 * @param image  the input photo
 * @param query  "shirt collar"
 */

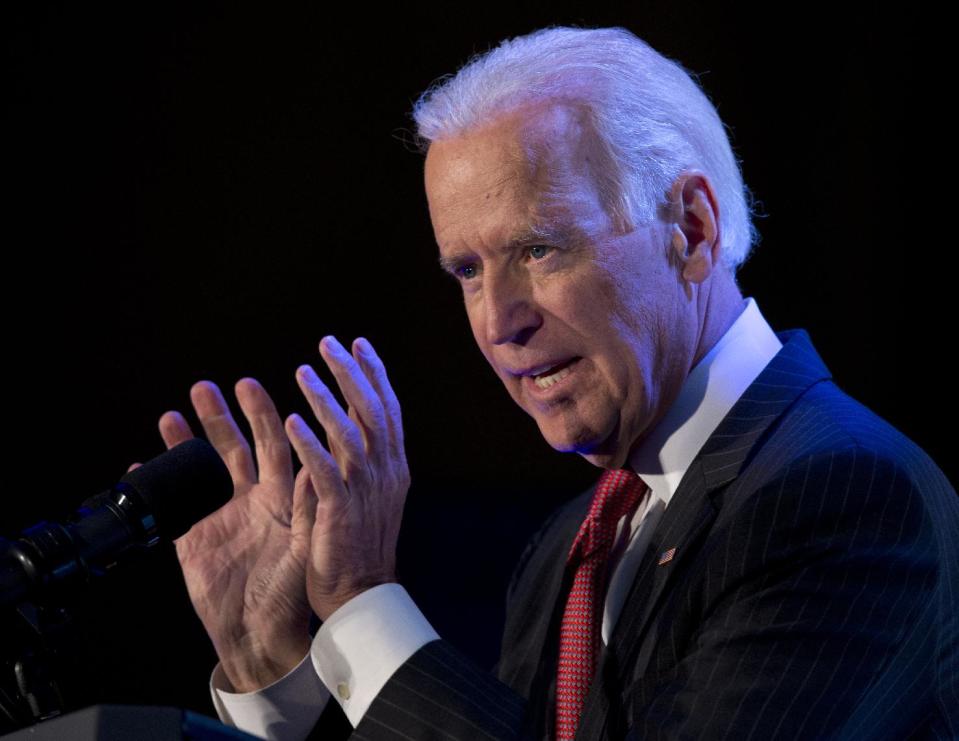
xmin=627 ymin=296 xmax=782 ymax=507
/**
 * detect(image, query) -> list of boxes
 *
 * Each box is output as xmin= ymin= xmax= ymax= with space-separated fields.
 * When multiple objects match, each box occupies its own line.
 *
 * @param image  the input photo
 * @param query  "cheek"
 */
xmin=467 ymin=316 xmax=482 ymax=350
xmin=464 ymin=299 xmax=485 ymax=349
xmin=583 ymin=289 xmax=657 ymax=406
xmin=466 ymin=304 xmax=503 ymax=379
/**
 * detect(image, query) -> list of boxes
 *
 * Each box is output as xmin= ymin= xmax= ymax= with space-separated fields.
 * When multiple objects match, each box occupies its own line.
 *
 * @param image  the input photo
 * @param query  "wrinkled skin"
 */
xmin=156 ymin=336 xmax=409 ymax=692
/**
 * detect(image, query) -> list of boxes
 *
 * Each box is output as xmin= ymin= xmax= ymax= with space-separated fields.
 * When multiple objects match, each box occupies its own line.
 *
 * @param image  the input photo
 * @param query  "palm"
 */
xmin=159 ymin=379 xmax=315 ymax=692
xmin=176 ymin=488 xmax=309 ymax=639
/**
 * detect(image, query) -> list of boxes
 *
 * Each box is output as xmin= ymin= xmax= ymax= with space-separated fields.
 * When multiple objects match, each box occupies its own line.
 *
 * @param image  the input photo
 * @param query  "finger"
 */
xmin=291 ymin=467 xmax=318 ymax=545
xmin=126 ymin=462 xmax=143 ymax=473
xmin=235 ymin=378 xmax=294 ymax=488
xmin=319 ymin=336 xmax=388 ymax=466
xmin=159 ymin=410 xmax=194 ymax=449
xmin=285 ymin=414 xmax=350 ymax=506
xmin=351 ymin=337 xmax=407 ymax=464
xmin=190 ymin=380 xmax=258 ymax=484
xmin=295 ymin=365 xmax=371 ymax=488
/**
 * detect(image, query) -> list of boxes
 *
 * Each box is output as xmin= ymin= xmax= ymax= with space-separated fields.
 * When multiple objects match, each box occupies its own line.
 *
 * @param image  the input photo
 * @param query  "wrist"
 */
xmin=309 ymin=579 xmax=395 ymax=622
xmin=217 ymin=634 xmax=311 ymax=693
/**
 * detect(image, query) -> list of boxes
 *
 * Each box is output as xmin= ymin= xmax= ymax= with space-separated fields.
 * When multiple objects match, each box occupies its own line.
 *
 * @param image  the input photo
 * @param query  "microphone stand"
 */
xmin=0 ymin=538 xmax=86 ymax=733
xmin=0 ymin=440 xmax=234 ymax=736
xmin=0 ymin=482 xmax=157 ymax=731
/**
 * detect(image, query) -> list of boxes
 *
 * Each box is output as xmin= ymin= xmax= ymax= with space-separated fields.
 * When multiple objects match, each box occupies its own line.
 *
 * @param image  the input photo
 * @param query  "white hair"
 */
xmin=412 ymin=26 xmax=760 ymax=272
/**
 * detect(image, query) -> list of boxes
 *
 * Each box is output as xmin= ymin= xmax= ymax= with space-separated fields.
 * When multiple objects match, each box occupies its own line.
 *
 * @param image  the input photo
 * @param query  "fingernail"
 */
xmin=355 ymin=337 xmax=373 ymax=357
xmin=322 ymin=335 xmax=346 ymax=355
xmin=297 ymin=364 xmax=319 ymax=382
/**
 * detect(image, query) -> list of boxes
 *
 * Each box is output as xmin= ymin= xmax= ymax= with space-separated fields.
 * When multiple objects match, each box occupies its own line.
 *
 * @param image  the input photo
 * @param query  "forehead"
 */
xmin=424 ymin=102 xmax=607 ymax=253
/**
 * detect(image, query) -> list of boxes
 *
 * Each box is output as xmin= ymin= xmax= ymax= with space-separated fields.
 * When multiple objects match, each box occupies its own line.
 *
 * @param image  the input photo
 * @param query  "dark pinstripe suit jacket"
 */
xmin=334 ymin=328 xmax=959 ymax=740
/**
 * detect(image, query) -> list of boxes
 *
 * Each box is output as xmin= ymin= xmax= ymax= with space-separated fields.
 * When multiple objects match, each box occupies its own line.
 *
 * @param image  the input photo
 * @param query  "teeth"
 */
xmin=534 ymin=366 xmax=573 ymax=389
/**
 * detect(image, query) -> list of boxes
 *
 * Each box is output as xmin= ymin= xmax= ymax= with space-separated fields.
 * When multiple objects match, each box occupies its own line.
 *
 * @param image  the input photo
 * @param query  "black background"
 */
xmin=3 ymin=1 xmax=951 ymax=722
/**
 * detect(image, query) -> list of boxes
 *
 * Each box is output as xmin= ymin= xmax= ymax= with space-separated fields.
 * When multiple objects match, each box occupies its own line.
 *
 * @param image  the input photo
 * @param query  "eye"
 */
xmin=528 ymin=245 xmax=553 ymax=260
xmin=455 ymin=263 xmax=478 ymax=280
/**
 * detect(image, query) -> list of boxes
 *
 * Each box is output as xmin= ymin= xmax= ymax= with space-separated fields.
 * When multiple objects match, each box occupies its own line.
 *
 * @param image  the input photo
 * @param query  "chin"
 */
xmin=579 ymin=448 xmax=629 ymax=470
xmin=539 ymin=415 xmax=628 ymax=469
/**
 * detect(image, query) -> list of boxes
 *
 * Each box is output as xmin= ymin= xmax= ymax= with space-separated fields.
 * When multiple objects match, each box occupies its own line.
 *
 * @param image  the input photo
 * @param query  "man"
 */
xmin=163 ymin=27 xmax=958 ymax=739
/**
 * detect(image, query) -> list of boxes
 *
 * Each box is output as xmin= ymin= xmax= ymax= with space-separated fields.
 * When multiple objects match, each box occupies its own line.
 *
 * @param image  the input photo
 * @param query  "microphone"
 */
xmin=0 ymin=439 xmax=232 ymax=608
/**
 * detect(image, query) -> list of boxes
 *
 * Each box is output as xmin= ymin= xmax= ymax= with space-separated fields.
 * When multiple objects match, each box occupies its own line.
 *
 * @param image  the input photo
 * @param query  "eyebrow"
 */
xmin=436 ymin=224 xmax=573 ymax=274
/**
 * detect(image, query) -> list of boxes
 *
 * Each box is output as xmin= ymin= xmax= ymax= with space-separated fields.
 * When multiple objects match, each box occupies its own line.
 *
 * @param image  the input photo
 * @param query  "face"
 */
xmin=424 ymin=102 xmax=700 ymax=469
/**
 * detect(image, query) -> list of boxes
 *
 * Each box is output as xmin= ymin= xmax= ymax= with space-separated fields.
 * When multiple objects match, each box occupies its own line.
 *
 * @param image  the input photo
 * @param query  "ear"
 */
xmin=667 ymin=171 xmax=721 ymax=284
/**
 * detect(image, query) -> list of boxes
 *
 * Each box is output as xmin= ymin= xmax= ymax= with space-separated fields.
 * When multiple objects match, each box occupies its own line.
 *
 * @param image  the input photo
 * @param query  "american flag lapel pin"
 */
xmin=657 ymin=547 xmax=677 ymax=566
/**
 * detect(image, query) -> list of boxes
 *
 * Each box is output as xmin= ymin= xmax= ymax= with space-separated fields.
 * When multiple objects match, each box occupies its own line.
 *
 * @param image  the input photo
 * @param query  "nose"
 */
xmin=483 ymin=267 xmax=542 ymax=346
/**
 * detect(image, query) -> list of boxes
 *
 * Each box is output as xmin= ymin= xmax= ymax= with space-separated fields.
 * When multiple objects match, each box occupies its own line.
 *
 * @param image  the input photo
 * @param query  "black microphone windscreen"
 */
xmin=119 ymin=439 xmax=233 ymax=540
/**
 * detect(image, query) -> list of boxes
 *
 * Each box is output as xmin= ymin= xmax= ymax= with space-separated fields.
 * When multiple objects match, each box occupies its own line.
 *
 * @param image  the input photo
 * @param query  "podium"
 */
xmin=0 ymin=704 xmax=261 ymax=740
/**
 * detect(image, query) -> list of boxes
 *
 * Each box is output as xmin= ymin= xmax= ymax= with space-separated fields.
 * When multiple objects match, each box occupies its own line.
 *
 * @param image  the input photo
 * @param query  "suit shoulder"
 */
xmin=759 ymin=379 xmax=955 ymax=502
xmin=721 ymin=392 xmax=959 ymax=588
xmin=720 ymin=379 xmax=958 ymax=562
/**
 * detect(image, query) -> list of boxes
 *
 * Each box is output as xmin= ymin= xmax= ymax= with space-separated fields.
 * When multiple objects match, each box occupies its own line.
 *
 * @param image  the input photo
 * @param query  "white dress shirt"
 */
xmin=211 ymin=296 xmax=782 ymax=740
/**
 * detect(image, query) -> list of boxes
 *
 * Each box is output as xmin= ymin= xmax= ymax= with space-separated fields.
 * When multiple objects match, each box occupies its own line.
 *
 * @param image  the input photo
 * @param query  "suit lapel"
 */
xmin=574 ymin=328 xmax=833 ymax=740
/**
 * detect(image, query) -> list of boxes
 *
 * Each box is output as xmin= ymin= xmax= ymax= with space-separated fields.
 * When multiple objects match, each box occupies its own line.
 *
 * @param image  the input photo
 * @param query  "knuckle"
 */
xmin=342 ymin=426 xmax=364 ymax=453
xmin=343 ymin=458 xmax=368 ymax=486
xmin=314 ymin=383 xmax=336 ymax=406
xmin=370 ymin=406 xmax=388 ymax=429
xmin=226 ymin=441 xmax=252 ymax=463
xmin=388 ymin=467 xmax=411 ymax=493
xmin=258 ymin=439 xmax=289 ymax=461
xmin=372 ymin=365 xmax=390 ymax=387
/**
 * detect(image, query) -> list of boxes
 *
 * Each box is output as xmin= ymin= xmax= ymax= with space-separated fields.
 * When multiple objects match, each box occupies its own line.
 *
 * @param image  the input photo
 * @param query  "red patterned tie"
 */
xmin=555 ymin=469 xmax=649 ymax=741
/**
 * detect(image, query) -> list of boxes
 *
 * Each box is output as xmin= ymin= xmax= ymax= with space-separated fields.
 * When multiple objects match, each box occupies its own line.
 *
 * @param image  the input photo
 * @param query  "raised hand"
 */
xmin=285 ymin=336 xmax=410 ymax=621
xmin=161 ymin=378 xmax=315 ymax=692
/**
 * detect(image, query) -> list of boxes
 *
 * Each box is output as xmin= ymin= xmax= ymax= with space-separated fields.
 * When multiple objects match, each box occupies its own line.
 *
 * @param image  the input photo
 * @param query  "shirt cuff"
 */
xmin=311 ymin=582 xmax=440 ymax=727
xmin=210 ymin=650 xmax=330 ymax=741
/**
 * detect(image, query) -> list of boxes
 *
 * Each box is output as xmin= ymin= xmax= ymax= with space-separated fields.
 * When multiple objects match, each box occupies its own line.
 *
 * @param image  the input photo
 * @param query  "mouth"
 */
xmin=515 ymin=357 xmax=581 ymax=393
xmin=531 ymin=358 xmax=578 ymax=388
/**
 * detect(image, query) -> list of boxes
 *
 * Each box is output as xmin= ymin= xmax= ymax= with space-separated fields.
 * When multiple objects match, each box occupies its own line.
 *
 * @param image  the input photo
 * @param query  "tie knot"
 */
xmin=590 ymin=468 xmax=647 ymax=526
xmin=568 ymin=469 xmax=649 ymax=563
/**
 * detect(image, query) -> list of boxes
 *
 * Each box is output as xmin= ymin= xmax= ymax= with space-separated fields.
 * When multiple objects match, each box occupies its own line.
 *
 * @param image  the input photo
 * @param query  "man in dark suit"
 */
xmin=165 ymin=26 xmax=958 ymax=739
xmin=351 ymin=325 xmax=959 ymax=740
